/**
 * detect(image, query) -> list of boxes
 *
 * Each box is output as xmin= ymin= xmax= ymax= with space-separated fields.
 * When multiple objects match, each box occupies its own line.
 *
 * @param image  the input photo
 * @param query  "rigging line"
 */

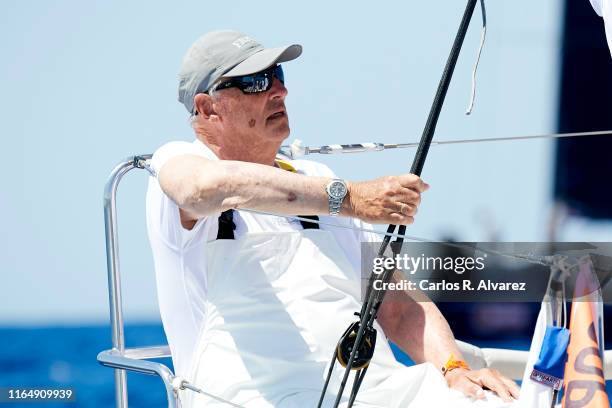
xmin=176 ymin=380 xmax=246 ymax=408
xmin=390 ymin=129 xmax=612 ymax=149
xmin=241 ymin=208 xmax=557 ymax=268
xmin=279 ymin=130 xmax=612 ymax=158
xmin=466 ymin=0 xmax=487 ymax=115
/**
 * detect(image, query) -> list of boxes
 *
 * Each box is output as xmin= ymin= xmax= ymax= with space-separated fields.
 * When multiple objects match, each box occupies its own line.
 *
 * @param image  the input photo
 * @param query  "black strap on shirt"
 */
xmin=216 ymin=210 xmax=237 ymax=240
xmin=299 ymin=215 xmax=320 ymax=230
xmin=216 ymin=210 xmax=319 ymax=240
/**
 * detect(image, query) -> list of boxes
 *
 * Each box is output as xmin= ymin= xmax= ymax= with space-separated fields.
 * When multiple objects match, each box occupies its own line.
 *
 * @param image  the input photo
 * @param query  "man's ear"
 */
xmin=193 ymin=93 xmax=216 ymax=119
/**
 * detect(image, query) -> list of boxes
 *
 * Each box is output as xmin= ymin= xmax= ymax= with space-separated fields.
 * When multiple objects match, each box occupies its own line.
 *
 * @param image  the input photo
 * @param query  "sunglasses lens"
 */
xmin=242 ymin=65 xmax=283 ymax=93
xmin=274 ymin=65 xmax=284 ymax=84
xmin=241 ymin=75 xmax=270 ymax=93
xmin=214 ymin=65 xmax=284 ymax=94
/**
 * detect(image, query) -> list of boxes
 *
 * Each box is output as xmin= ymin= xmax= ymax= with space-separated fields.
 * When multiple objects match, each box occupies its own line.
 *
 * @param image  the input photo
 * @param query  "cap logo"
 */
xmin=232 ymin=36 xmax=255 ymax=48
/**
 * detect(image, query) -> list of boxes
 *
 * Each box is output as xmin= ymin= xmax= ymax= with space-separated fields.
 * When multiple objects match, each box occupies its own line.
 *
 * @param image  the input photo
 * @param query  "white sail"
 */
xmin=589 ymin=0 xmax=612 ymax=57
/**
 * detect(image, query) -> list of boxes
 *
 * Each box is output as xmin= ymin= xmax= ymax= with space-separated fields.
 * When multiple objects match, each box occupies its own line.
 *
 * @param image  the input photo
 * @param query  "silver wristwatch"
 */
xmin=326 ymin=179 xmax=348 ymax=216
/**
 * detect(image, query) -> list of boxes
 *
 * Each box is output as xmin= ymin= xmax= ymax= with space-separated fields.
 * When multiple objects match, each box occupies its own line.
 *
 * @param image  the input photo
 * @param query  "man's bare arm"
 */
xmin=376 ymin=283 xmax=461 ymax=369
xmin=157 ymin=154 xmax=427 ymax=226
xmin=376 ymin=276 xmax=519 ymax=402
xmin=158 ymin=154 xmax=329 ymax=219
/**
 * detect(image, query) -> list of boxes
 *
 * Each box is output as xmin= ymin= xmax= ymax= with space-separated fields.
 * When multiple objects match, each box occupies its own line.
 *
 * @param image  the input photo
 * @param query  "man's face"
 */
xmin=211 ymin=74 xmax=290 ymax=148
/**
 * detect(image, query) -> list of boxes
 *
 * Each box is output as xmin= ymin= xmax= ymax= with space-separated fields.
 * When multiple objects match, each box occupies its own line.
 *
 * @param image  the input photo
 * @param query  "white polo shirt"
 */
xmin=145 ymin=139 xmax=377 ymax=376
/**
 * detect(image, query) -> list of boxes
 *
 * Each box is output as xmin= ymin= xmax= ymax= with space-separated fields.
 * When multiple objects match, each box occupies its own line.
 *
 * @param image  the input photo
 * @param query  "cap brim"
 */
xmin=223 ymin=44 xmax=302 ymax=78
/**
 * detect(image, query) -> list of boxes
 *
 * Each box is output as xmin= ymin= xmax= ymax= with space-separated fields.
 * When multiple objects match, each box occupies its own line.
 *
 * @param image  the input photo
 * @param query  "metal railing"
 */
xmin=97 ymin=155 xmax=179 ymax=408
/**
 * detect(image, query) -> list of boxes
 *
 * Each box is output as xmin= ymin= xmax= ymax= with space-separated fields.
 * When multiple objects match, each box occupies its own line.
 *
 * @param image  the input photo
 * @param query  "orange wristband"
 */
xmin=441 ymin=353 xmax=470 ymax=376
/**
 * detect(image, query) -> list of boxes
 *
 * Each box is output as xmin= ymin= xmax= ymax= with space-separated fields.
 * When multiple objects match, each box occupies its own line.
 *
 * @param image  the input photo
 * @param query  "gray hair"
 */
xmin=188 ymin=86 xmax=223 ymax=122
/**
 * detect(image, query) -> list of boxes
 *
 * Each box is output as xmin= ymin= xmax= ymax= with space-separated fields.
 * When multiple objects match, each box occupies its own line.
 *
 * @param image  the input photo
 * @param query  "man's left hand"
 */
xmin=444 ymin=367 xmax=520 ymax=403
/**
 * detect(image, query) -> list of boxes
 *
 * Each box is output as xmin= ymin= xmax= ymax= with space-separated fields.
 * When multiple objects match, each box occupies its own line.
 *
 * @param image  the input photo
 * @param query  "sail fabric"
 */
xmin=561 ymin=258 xmax=610 ymax=408
xmin=589 ymin=0 xmax=612 ymax=57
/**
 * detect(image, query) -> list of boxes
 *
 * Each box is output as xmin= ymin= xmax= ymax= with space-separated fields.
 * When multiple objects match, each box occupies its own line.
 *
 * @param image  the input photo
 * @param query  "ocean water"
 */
xmin=0 ymin=324 xmax=610 ymax=407
xmin=0 ymin=324 xmax=171 ymax=407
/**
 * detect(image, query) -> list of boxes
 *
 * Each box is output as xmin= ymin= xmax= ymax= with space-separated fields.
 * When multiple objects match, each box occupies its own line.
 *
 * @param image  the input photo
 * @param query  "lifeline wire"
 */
xmin=174 ymin=378 xmax=246 ymax=408
xmin=466 ymin=0 xmax=487 ymax=115
xmin=241 ymin=209 xmax=557 ymax=269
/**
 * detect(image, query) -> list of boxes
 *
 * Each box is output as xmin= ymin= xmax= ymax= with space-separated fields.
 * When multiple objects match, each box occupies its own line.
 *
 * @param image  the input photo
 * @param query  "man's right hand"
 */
xmin=344 ymin=174 xmax=430 ymax=225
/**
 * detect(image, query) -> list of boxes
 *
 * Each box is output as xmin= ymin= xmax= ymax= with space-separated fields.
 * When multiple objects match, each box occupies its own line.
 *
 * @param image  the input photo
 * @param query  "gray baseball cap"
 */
xmin=178 ymin=30 xmax=302 ymax=113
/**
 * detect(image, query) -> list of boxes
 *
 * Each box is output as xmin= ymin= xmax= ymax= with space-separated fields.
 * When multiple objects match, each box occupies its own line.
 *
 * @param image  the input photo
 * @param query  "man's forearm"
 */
xmin=158 ymin=153 xmax=427 ymax=226
xmin=377 ymin=284 xmax=463 ymax=370
xmin=159 ymin=155 xmax=331 ymax=217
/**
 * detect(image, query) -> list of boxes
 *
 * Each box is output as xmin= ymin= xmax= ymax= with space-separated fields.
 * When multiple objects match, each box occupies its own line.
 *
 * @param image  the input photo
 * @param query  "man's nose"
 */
xmin=269 ymin=76 xmax=288 ymax=99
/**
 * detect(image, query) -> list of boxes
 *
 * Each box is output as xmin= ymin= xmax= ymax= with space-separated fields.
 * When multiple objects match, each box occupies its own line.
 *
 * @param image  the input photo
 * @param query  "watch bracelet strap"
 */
xmin=329 ymin=199 xmax=342 ymax=215
xmin=327 ymin=178 xmax=346 ymax=216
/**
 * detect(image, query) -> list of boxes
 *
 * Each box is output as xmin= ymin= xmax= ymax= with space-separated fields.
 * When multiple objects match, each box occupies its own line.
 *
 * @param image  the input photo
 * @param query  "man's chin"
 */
xmin=267 ymin=122 xmax=290 ymax=140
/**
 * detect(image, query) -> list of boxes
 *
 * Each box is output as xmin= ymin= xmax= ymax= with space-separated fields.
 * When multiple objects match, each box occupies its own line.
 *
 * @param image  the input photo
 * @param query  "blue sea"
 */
xmin=0 ymin=324 xmax=610 ymax=407
xmin=0 ymin=324 xmax=172 ymax=407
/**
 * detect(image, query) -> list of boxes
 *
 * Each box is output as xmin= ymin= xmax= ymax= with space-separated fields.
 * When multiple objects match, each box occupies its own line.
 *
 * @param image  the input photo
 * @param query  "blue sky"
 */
xmin=3 ymin=0 xmax=607 ymax=325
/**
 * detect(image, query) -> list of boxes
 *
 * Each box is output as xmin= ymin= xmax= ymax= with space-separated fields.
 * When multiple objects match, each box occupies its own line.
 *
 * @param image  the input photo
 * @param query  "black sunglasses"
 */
xmin=210 ymin=65 xmax=284 ymax=94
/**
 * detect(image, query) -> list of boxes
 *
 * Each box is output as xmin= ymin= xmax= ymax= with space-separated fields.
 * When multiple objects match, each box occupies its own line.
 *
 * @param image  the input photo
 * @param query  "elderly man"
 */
xmin=146 ymin=30 xmax=519 ymax=407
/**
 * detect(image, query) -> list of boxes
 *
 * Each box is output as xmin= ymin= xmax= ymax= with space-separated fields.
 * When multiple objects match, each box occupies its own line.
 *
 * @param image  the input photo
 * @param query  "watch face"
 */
xmin=329 ymin=181 xmax=347 ymax=199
